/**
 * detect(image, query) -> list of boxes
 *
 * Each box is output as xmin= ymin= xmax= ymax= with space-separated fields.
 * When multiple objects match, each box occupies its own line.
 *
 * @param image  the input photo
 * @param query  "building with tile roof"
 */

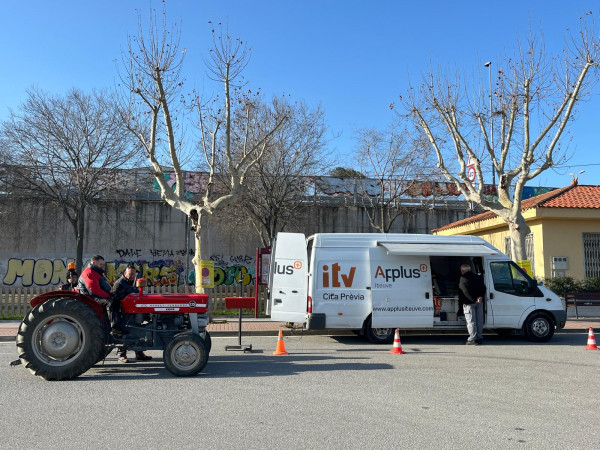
xmin=433 ymin=181 xmax=600 ymax=280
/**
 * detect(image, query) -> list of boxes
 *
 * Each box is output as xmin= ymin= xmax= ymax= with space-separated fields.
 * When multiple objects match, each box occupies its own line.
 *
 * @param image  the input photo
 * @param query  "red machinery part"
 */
xmin=225 ymin=297 xmax=256 ymax=310
xmin=121 ymin=293 xmax=209 ymax=314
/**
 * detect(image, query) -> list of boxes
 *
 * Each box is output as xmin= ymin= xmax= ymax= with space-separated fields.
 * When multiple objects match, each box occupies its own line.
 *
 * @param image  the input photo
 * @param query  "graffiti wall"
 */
xmin=70 ymin=168 xmax=555 ymax=204
xmin=210 ymin=254 xmax=255 ymax=286
xmin=2 ymin=258 xmax=75 ymax=287
xmin=150 ymin=171 xmax=556 ymax=202
xmin=0 ymin=252 xmax=256 ymax=288
xmin=0 ymin=257 xmax=185 ymax=287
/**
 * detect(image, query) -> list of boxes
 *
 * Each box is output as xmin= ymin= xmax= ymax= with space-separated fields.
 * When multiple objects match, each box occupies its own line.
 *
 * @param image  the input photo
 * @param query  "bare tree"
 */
xmin=329 ymin=167 xmax=366 ymax=178
xmin=0 ymin=87 xmax=136 ymax=272
xmin=238 ymin=99 xmax=331 ymax=246
xmin=121 ymin=11 xmax=287 ymax=293
xmin=355 ymin=124 xmax=434 ymax=233
xmin=406 ymin=18 xmax=599 ymax=259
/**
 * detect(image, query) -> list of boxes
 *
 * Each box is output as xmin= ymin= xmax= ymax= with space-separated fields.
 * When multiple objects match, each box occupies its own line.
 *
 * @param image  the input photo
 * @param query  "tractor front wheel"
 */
xmin=202 ymin=331 xmax=212 ymax=353
xmin=163 ymin=333 xmax=208 ymax=377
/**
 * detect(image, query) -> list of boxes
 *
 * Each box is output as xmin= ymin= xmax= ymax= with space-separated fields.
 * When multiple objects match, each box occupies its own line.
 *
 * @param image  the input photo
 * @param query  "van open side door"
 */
xmin=269 ymin=233 xmax=308 ymax=323
xmin=370 ymin=246 xmax=433 ymax=328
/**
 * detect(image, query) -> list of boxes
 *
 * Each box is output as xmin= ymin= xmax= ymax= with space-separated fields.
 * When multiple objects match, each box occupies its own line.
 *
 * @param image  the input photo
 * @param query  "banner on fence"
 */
xmin=516 ymin=260 xmax=533 ymax=277
xmin=200 ymin=260 xmax=214 ymax=288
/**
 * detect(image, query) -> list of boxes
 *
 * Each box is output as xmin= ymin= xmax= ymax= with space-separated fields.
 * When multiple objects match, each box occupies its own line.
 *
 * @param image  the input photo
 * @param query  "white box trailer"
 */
xmin=268 ymin=232 xmax=566 ymax=343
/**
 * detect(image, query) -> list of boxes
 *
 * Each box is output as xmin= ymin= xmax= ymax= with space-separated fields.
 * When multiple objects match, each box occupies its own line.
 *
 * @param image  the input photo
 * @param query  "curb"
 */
xmin=0 ymin=328 xmax=349 ymax=342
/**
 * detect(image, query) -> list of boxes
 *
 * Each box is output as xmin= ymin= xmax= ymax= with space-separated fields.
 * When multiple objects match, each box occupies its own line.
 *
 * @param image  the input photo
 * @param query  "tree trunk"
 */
xmin=508 ymin=213 xmax=530 ymax=262
xmin=191 ymin=210 xmax=208 ymax=292
xmin=191 ymin=214 xmax=212 ymax=317
xmin=75 ymin=208 xmax=85 ymax=273
xmin=192 ymin=235 xmax=204 ymax=294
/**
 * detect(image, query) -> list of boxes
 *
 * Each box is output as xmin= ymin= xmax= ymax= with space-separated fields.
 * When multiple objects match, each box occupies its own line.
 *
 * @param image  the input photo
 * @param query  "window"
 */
xmin=490 ymin=261 xmax=536 ymax=297
xmin=504 ymin=233 xmax=535 ymax=277
xmin=583 ymin=233 xmax=600 ymax=278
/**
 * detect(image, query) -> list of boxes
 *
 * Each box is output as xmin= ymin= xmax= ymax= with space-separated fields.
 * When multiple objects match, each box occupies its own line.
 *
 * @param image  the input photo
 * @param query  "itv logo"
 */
xmin=322 ymin=263 xmax=356 ymax=288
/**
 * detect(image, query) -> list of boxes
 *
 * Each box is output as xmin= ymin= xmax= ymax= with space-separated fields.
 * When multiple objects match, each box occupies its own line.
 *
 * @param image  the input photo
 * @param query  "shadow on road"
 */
xmin=76 ymin=332 xmax=589 ymax=381
xmin=330 ymin=332 xmax=588 ymax=347
xmin=83 ymin=353 xmax=394 ymax=380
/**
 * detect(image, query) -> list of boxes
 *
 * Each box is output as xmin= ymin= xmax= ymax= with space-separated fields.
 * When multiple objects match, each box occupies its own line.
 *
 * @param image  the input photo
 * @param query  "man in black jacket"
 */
xmin=458 ymin=264 xmax=486 ymax=345
xmin=111 ymin=264 xmax=152 ymax=363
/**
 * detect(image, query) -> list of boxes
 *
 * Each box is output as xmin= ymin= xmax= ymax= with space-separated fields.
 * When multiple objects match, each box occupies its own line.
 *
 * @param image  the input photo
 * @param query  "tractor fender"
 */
xmin=29 ymin=290 xmax=105 ymax=322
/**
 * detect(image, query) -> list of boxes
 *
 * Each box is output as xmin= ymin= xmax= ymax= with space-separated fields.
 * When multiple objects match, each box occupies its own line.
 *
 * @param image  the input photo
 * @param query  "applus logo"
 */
xmin=275 ymin=260 xmax=303 ymax=275
xmin=374 ymin=265 xmax=423 ymax=281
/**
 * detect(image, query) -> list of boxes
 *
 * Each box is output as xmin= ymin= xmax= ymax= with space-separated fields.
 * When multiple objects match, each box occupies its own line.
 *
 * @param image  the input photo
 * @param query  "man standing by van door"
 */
xmin=458 ymin=264 xmax=486 ymax=345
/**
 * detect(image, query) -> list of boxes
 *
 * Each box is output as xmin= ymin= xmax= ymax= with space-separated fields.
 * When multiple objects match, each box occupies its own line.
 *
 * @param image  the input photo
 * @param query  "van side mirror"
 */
xmin=520 ymin=280 xmax=531 ymax=294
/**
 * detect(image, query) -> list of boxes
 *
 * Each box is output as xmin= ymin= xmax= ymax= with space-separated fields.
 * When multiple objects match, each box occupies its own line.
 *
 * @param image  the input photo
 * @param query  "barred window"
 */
xmin=583 ymin=233 xmax=600 ymax=278
xmin=504 ymin=234 xmax=535 ymax=277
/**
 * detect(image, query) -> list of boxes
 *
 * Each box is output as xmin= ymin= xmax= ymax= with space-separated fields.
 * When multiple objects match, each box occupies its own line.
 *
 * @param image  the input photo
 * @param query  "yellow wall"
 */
xmin=434 ymin=208 xmax=600 ymax=280
xmin=540 ymin=218 xmax=600 ymax=279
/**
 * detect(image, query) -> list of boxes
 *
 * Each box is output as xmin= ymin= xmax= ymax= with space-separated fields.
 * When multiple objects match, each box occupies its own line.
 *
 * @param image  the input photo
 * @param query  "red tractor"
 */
xmin=15 ymin=280 xmax=211 ymax=380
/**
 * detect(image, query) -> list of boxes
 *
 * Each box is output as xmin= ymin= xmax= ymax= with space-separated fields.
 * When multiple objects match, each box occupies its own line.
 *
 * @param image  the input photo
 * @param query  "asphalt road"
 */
xmin=1 ymin=333 xmax=599 ymax=449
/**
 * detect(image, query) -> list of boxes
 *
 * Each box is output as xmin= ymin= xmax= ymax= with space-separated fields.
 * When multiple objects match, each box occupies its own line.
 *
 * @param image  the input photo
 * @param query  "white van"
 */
xmin=268 ymin=233 xmax=566 ymax=343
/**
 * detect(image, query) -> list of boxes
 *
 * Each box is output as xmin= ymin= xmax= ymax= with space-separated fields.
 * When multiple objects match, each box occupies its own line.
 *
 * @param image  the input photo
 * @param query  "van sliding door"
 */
xmin=370 ymin=247 xmax=433 ymax=328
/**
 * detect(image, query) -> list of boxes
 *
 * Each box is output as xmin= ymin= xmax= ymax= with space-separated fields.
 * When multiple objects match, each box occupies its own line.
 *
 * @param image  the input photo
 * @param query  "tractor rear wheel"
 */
xmin=163 ymin=333 xmax=208 ymax=377
xmin=16 ymin=298 xmax=104 ymax=380
xmin=95 ymin=345 xmax=114 ymax=364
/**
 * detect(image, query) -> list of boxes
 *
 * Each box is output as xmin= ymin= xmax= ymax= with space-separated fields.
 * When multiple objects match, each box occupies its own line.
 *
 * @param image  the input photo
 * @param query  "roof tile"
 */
xmin=434 ymin=184 xmax=600 ymax=232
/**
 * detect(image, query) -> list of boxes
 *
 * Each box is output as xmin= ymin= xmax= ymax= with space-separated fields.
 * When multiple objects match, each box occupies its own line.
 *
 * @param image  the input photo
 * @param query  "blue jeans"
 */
xmin=464 ymin=302 xmax=483 ymax=341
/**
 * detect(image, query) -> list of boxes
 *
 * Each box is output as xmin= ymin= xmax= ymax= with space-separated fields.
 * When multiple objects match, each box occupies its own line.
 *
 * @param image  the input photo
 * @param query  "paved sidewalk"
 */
xmin=0 ymin=317 xmax=309 ymax=342
xmin=2 ymin=315 xmax=600 ymax=342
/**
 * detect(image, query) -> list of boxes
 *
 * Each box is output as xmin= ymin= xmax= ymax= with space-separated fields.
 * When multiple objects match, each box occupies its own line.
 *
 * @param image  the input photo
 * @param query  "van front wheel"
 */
xmin=524 ymin=313 xmax=554 ymax=342
xmin=363 ymin=317 xmax=394 ymax=344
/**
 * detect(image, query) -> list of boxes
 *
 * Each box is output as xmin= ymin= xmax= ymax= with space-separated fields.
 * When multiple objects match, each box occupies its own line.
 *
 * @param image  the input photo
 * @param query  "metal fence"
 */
xmin=0 ymin=285 xmax=269 ymax=319
xmin=583 ymin=233 xmax=600 ymax=278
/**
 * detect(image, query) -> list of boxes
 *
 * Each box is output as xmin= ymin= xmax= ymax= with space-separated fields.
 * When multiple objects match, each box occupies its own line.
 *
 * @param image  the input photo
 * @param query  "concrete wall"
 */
xmin=0 ymin=196 xmax=473 ymax=287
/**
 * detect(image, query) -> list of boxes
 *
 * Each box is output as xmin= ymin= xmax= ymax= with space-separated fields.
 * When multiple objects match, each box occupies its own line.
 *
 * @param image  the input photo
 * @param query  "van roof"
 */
xmin=309 ymin=233 xmax=497 ymax=249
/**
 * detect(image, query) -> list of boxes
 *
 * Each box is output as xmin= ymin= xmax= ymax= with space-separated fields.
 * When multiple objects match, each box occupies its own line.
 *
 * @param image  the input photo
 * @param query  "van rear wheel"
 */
xmin=363 ymin=316 xmax=394 ymax=344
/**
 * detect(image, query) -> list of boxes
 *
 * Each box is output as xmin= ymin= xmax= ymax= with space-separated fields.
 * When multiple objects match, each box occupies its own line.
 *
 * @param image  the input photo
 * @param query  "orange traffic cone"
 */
xmin=389 ymin=329 xmax=405 ymax=354
xmin=273 ymin=328 xmax=289 ymax=355
xmin=585 ymin=327 xmax=598 ymax=350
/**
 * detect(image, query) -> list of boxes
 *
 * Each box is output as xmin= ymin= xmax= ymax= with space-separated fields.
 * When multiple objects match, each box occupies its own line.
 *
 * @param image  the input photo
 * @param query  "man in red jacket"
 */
xmin=78 ymin=255 xmax=126 ymax=336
